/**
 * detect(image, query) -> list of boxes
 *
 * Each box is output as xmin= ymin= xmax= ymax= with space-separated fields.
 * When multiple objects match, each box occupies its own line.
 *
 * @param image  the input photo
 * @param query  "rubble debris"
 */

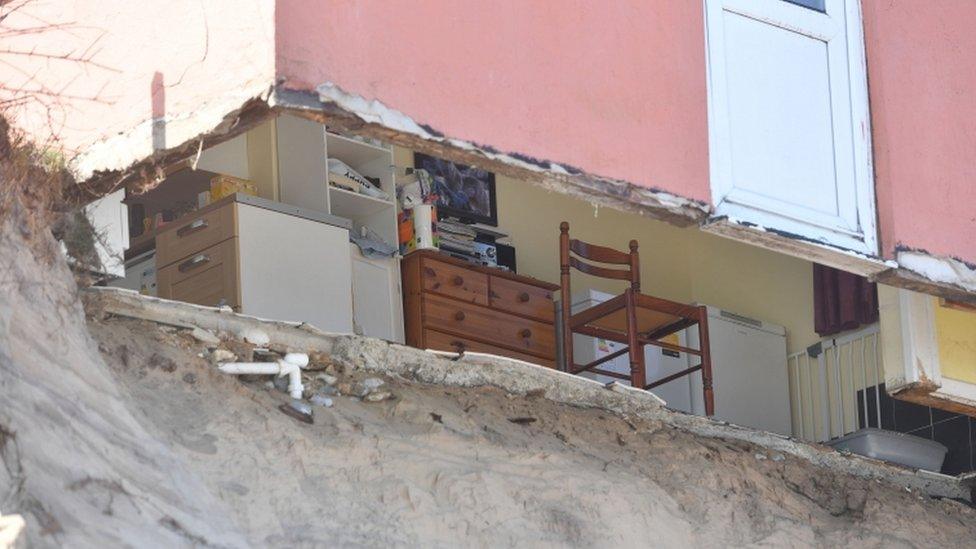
xmin=211 ymin=349 xmax=237 ymax=363
xmin=508 ymin=417 xmax=538 ymax=425
xmin=272 ymin=376 xmax=290 ymax=393
xmin=240 ymin=328 xmax=270 ymax=346
xmin=363 ymin=390 xmax=394 ymax=403
xmin=189 ymin=327 xmax=221 ymax=346
xmin=278 ymin=401 xmax=313 ymax=424
xmin=309 ymin=394 xmax=334 ymax=408
xmin=315 ymin=373 xmax=338 ymax=386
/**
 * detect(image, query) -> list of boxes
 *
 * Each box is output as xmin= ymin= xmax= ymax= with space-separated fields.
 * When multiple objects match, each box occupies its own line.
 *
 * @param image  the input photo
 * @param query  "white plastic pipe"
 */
xmin=219 ymin=352 xmax=309 ymax=399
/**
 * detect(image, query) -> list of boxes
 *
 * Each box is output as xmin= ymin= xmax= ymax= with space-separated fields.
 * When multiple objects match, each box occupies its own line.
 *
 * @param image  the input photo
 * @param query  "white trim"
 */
xmin=703 ymin=0 xmax=878 ymax=256
xmin=933 ymin=379 xmax=976 ymax=408
xmin=896 ymin=289 xmax=941 ymax=387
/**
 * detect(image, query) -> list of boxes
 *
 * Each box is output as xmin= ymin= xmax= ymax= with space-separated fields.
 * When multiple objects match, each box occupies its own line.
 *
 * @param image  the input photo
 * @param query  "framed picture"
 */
xmin=413 ymin=152 xmax=497 ymax=226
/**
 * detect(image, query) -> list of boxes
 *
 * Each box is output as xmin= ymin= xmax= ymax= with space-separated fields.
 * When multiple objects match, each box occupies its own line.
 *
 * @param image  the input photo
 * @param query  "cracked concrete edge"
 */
xmin=272 ymin=84 xmax=709 ymax=227
xmin=70 ymin=81 xmax=276 ymax=186
xmin=82 ymin=287 xmax=971 ymax=502
xmin=70 ymin=82 xmax=976 ymax=301
xmin=76 ymin=82 xmax=706 ymax=227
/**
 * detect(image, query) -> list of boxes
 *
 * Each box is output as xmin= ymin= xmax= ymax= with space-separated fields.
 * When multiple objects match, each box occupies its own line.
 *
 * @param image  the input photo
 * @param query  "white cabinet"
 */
xmin=688 ymin=307 xmax=790 ymax=436
xmin=274 ymin=113 xmax=404 ymax=340
xmin=236 ymin=203 xmax=353 ymax=334
xmin=705 ymin=0 xmax=877 ymax=255
xmin=350 ymin=243 xmax=404 ymax=343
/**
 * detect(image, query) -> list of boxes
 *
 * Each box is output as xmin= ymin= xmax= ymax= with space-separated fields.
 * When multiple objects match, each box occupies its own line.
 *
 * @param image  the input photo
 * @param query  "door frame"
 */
xmin=704 ymin=0 xmax=878 ymax=256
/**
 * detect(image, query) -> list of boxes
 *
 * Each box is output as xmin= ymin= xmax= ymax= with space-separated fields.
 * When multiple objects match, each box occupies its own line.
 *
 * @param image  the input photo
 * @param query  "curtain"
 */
xmin=813 ymin=263 xmax=879 ymax=337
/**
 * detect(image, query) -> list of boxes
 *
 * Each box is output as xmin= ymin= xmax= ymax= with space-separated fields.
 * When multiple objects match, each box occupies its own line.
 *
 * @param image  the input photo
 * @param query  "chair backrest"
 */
xmin=558 ymin=221 xmax=640 ymax=294
xmin=558 ymin=221 xmax=641 ymax=371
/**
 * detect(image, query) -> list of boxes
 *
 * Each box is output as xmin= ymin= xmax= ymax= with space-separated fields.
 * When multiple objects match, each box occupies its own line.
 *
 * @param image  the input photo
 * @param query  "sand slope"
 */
xmin=87 ymin=315 xmax=976 ymax=547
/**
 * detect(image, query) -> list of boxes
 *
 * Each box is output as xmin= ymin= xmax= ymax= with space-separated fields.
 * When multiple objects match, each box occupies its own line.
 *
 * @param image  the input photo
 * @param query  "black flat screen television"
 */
xmin=414 ymin=152 xmax=497 ymax=226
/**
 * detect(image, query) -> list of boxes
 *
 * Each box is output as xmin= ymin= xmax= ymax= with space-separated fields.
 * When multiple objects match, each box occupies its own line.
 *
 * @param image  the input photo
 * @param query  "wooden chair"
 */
xmin=559 ymin=221 xmax=714 ymax=415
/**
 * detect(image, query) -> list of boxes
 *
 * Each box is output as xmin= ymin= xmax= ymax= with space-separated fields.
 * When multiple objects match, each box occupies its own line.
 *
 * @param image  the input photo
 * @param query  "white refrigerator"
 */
xmin=571 ymin=291 xmax=790 ymax=435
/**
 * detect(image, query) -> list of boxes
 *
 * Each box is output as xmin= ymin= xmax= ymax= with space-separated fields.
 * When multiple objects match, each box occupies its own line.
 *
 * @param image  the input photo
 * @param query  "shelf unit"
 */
xmin=274 ymin=113 xmax=404 ymax=342
xmin=324 ymin=131 xmax=397 ymax=247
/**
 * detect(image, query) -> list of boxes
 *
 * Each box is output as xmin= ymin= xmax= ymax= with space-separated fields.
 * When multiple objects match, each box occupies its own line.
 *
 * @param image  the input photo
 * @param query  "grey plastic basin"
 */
xmin=827 ymin=428 xmax=948 ymax=472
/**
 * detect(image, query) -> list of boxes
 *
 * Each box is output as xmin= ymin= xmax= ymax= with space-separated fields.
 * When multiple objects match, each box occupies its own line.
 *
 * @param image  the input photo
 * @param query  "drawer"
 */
xmin=420 ymin=258 xmax=488 ymax=306
xmin=156 ymin=202 xmax=237 ymax=268
xmin=489 ymin=275 xmax=555 ymax=322
xmin=423 ymin=294 xmax=555 ymax=359
xmin=424 ymin=329 xmax=556 ymax=369
xmin=157 ymin=238 xmax=239 ymax=309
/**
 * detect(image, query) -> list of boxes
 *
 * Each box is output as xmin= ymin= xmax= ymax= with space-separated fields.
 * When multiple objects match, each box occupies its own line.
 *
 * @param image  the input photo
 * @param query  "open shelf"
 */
xmin=326 ymin=132 xmax=391 ymax=168
xmin=328 ymin=185 xmax=395 ymax=218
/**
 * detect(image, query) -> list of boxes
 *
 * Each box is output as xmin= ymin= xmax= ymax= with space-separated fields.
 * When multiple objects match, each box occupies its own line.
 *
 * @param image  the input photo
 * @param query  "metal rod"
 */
xmin=833 ymin=345 xmax=843 ymax=438
xmin=860 ymin=336 xmax=869 ymax=428
xmin=873 ymin=334 xmax=882 ymax=430
xmin=818 ymin=351 xmax=830 ymax=441
xmin=791 ymin=355 xmax=804 ymax=440
xmin=805 ymin=354 xmax=814 ymax=441
xmin=847 ymin=343 xmax=856 ymax=435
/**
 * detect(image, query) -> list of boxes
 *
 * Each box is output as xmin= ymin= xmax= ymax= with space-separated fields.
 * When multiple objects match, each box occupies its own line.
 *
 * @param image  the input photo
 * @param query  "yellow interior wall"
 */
xmin=395 ymin=147 xmax=819 ymax=354
xmin=934 ymin=298 xmax=976 ymax=383
xmin=245 ymin=119 xmax=278 ymax=200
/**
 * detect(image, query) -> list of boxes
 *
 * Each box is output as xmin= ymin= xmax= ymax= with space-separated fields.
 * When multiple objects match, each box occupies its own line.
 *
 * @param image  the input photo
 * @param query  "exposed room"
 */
xmin=87 ymin=112 xmax=974 ymax=476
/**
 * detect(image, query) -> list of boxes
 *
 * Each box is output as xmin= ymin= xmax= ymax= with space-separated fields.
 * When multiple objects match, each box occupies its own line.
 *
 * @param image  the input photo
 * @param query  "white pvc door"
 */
xmin=705 ymin=0 xmax=877 ymax=255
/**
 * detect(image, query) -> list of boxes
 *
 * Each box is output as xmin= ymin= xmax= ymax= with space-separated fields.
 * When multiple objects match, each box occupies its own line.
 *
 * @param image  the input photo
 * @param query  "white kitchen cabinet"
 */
xmin=350 ymin=243 xmax=404 ymax=343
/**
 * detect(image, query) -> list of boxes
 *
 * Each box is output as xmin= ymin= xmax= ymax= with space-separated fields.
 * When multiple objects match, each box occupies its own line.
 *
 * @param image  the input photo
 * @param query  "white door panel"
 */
xmin=706 ymin=0 xmax=876 ymax=254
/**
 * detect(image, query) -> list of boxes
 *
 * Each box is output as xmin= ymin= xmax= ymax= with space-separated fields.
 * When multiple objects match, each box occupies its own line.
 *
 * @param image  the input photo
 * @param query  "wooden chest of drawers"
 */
xmin=402 ymin=250 xmax=560 ymax=368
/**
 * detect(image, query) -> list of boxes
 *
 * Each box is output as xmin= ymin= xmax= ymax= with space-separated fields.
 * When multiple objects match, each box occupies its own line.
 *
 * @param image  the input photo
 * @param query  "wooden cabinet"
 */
xmin=157 ymin=238 xmax=240 ymax=309
xmin=403 ymin=250 xmax=559 ymax=368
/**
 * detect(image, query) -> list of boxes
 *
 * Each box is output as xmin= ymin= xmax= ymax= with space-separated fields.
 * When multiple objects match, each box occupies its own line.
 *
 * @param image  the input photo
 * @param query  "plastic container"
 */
xmin=827 ymin=428 xmax=948 ymax=472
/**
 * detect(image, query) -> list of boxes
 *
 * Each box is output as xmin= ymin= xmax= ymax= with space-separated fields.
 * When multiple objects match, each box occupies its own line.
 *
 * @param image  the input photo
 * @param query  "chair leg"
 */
xmin=625 ymin=289 xmax=646 ymax=388
xmin=698 ymin=305 xmax=714 ymax=416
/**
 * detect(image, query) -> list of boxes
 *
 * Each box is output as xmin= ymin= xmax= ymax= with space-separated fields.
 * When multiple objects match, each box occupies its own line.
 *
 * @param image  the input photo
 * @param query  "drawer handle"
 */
xmin=178 ymin=254 xmax=211 ymax=272
xmin=450 ymin=340 xmax=466 ymax=353
xmin=423 ymin=267 xmax=436 ymax=277
xmin=519 ymin=328 xmax=532 ymax=339
xmin=176 ymin=218 xmax=209 ymax=238
xmin=518 ymin=292 xmax=530 ymax=303
xmin=454 ymin=311 xmax=466 ymax=321
xmin=452 ymin=275 xmax=464 ymax=286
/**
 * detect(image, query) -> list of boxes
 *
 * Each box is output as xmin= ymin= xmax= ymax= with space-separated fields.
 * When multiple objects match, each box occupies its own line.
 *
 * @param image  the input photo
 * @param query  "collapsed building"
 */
xmin=2 ymin=0 xmax=976 ymax=546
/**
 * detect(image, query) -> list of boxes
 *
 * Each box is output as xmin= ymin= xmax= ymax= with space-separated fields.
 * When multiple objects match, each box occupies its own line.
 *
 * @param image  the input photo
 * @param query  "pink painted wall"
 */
xmin=863 ymin=2 xmax=976 ymax=263
xmin=276 ymin=0 xmax=710 ymax=201
xmin=0 ymin=1 xmax=274 ymax=174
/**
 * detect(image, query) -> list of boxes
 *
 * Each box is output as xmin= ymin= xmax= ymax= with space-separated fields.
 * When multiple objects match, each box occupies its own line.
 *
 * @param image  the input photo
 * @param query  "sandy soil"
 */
xmin=84 ymin=316 xmax=976 ymax=548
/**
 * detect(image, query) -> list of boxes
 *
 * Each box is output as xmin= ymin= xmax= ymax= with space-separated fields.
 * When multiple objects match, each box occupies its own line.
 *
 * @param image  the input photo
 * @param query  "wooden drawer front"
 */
xmin=420 ymin=258 xmax=488 ymax=305
xmin=424 ymin=329 xmax=556 ymax=369
xmin=157 ymin=238 xmax=239 ymax=308
xmin=490 ymin=276 xmax=555 ymax=322
xmin=423 ymin=294 xmax=555 ymax=359
xmin=156 ymin=202 xmax=237 ymax=268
